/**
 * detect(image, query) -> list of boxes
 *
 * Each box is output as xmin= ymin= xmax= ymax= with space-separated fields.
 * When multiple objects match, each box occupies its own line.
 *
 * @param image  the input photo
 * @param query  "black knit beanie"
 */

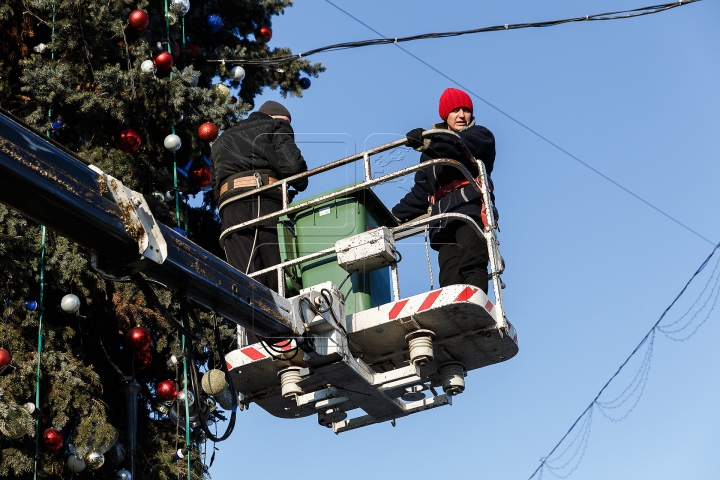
xmin=258 ymin=101 xmax=291 ymax=121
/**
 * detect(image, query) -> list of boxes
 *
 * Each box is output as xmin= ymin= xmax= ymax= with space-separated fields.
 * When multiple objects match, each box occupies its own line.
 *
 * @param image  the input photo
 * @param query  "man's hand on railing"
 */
xmin=405 ymin=128 xmax=427 ymax=152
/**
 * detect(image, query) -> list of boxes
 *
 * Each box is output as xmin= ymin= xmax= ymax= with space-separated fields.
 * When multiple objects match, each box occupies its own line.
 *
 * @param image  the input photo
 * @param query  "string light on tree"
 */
xmin=254 ymin=25 xmax=272 ymax=43
xmin=163 ymin=134 xmax=182 ymax=152
xmin=116 ymin=128 xmax=142 ymax=153
xmin=128 ymin=10 xmax=149 ymax=30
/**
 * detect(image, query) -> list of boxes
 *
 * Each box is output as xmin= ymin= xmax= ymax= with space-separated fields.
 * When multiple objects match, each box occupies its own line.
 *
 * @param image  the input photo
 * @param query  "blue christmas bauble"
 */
xmin=51 ymin=120 xmax=63 ymax=130
xmin=206 ymin=14 xmax=223 ymax=34
xmin=298 ymin=77 xmax=311 ymax=90
xmin=25 ymin=300 xmax=38 ymax=311
xmin=172 ymin=227 xmax=188 ymax=237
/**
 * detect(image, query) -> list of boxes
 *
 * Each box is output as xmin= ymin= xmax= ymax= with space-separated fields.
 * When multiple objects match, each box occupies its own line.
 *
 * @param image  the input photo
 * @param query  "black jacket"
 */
xmin=211 ymin=112 xmax=308 ymax=202
xmin=391 ymin=120 xmax=496 ymax=248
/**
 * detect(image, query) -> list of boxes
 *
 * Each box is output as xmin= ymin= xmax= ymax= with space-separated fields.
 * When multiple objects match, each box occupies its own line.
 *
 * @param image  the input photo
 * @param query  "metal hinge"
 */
xmin=89 ymin=165 xmax=167 ymax=264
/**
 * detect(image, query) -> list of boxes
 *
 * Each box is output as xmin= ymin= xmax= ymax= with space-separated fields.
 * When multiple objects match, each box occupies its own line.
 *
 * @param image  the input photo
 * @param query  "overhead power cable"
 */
xmin=325 ymin=0 xmax=715 ymax=246
xmin=526 ymin=239 xmax=720 ymax=480
xmin=209 ymin=0 xmax=700 ymax=66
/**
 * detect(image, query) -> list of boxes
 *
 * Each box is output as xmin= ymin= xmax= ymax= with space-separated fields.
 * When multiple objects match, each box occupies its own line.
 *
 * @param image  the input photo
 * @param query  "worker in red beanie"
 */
xmin=392 ymin=88 xmax=497 ymax=293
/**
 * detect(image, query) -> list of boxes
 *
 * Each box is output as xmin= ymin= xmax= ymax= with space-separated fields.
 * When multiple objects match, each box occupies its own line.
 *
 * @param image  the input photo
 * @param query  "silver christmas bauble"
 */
xmin=60 ymin=294 xmax=81 ymax=313
xmin=67 ymin=455 xmax=86 ymax=473
xmin=169 ymin=0 xmax=190 ymax=17
xmin=140 ymin=60 xmax=156 ymax=74
xmin=116 ymin=468 xmax=132 ymax=480
xmin=230 ymin=66 xmax=245 ymax=81
xmin=163 ymin=134 xmax=182 ymax=152
xmin=176 ymin=389 xmax=194 ymax=408
xmin=84 ymin=450 xmax=105 ymax=470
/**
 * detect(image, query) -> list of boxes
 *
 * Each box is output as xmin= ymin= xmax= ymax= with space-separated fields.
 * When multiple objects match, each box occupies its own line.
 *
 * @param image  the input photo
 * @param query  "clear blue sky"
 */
xmin=211 ymin=2 xmax=720 ymax=479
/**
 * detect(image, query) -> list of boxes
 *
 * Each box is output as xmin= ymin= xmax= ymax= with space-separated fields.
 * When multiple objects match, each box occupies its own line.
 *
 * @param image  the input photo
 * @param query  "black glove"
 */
xmin=404 ymin=128 xmax=426 ymax=151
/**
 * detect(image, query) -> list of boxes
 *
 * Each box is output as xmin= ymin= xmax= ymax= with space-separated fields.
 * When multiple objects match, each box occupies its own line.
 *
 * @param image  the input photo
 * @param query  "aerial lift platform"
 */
xmin=0 ymin=109 xmax=517 ymax=434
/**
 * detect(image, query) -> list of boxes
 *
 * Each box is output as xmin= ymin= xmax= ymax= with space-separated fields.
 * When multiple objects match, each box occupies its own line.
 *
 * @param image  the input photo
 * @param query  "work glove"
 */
xmin=404 ymin=128 xmax=427 ymax=151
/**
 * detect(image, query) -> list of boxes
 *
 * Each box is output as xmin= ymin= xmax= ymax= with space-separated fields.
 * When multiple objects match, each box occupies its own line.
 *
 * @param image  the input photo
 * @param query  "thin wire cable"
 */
xmin=526 ymin=239 xmax=720 ymax=480
xmin=33 ymin=226 xmax=46 ymax=480
xmin=325 ymin=0 xmax=715 ymax=247
xmin=209 ymin=1 xmax=700 ymax=66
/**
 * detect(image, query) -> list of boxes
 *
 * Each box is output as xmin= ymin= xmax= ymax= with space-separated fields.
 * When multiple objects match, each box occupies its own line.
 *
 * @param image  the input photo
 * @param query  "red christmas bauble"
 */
xmin=197 ymin=122 xmax=219 ymax=142
xmin=254 ymin=25 xmax=272 ymax=43
xmin=170 ymin=41 xmax=181 ymax=61
xmin=126 ymin=326 xmax=152 ymax=351
xmin=185 ymin=43 xmax=201 ymax=59
xmin=116 ymin=128 xmax=142 ymax=153
xmin=154 ymin=51 xmax=173 ymax=70
xmin=230 ymin=96 xmax=238 ymax=105
xmin=41 ymin=428 xmax=64 ymax=452
xmin=0 ymin=347 xmax=11 ymax=368
xmin=156 ymin=380 xmax=179 ymax=401
xmin=190 ymin=164 xmax=212 ymax=188
xmin=128 ymin=10 xmax=149 ymax=31
xmin=135 ymin=349 xmax=153 ymax=369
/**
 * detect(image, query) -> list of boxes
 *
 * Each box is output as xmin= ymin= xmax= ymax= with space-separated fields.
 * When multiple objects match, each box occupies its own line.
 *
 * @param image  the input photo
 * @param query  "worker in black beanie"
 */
xmin=211 ymin=100 xmax=308 ymax=301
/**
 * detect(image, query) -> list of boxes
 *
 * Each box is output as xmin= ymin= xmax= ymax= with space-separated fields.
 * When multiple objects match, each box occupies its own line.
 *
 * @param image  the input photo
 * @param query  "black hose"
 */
xmin=184 ymin=310 xmax=237 ymax=443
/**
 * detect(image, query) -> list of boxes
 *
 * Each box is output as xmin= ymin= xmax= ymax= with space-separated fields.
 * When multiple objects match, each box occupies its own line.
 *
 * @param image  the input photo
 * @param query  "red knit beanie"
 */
xmin=438 ymin=88 xmax=473 ymax=121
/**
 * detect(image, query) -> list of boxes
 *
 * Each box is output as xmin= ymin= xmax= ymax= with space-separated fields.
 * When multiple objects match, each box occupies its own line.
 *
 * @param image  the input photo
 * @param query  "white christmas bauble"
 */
xmin=163 ymin=134 xmax=182 ymax=152
xmin=67 ymin=455 xmax=86 ymax=473
xmin=169 ymin=0 xmax=190 ymax=17
xmin=140 ymin=60 xmax=156 ymax=74
xmin=230 ymin=66 xmax=245 ymax=81
xmin=60 ymin=294 xmax=81 ymax=313
xmin=116 ymin=469 xmax=132 ymax=480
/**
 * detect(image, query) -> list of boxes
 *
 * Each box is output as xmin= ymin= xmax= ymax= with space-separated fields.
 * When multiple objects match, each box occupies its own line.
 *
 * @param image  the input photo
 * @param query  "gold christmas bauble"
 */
xmin=85 ymin=450 xmax=105 ymax=470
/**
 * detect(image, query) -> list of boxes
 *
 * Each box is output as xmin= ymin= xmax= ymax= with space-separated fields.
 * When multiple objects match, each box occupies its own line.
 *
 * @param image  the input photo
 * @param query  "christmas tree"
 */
xmin=0 ymin=1 xmax=322 ymax=478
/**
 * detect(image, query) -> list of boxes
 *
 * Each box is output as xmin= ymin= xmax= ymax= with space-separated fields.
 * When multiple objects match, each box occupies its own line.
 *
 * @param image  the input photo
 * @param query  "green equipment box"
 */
xmin=278 ymin=184 xmax=399 ymax=315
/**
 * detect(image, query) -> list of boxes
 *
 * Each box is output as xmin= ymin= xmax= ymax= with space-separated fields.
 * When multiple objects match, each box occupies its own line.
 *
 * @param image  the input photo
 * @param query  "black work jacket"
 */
xmin=391 ymin=120 xmax=496 ymax=248
xmin=210 ymin=112 xmax=308 ymax=202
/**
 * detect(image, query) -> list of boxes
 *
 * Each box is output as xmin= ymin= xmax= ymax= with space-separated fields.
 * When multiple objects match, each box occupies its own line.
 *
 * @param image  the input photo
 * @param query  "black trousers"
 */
xmin=221 ymin=196 xmax=282 ymax=293
xmin=436 ymin=222 xmax=489 ymax=293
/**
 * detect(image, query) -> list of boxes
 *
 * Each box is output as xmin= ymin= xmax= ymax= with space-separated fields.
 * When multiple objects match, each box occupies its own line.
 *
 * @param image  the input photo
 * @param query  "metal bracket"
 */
xmin=89 ymin=165 xmax=167 ymax=265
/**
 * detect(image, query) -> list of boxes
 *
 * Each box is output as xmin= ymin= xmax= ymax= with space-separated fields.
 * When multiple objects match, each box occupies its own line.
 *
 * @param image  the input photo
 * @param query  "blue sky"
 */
xmin=210 ymin=2 xmax=720 ymax=479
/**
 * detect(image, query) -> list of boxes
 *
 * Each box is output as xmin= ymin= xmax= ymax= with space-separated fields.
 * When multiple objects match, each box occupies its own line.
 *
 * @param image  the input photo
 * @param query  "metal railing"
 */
xmin=220 ymin=130 xmax=507 ymax=330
